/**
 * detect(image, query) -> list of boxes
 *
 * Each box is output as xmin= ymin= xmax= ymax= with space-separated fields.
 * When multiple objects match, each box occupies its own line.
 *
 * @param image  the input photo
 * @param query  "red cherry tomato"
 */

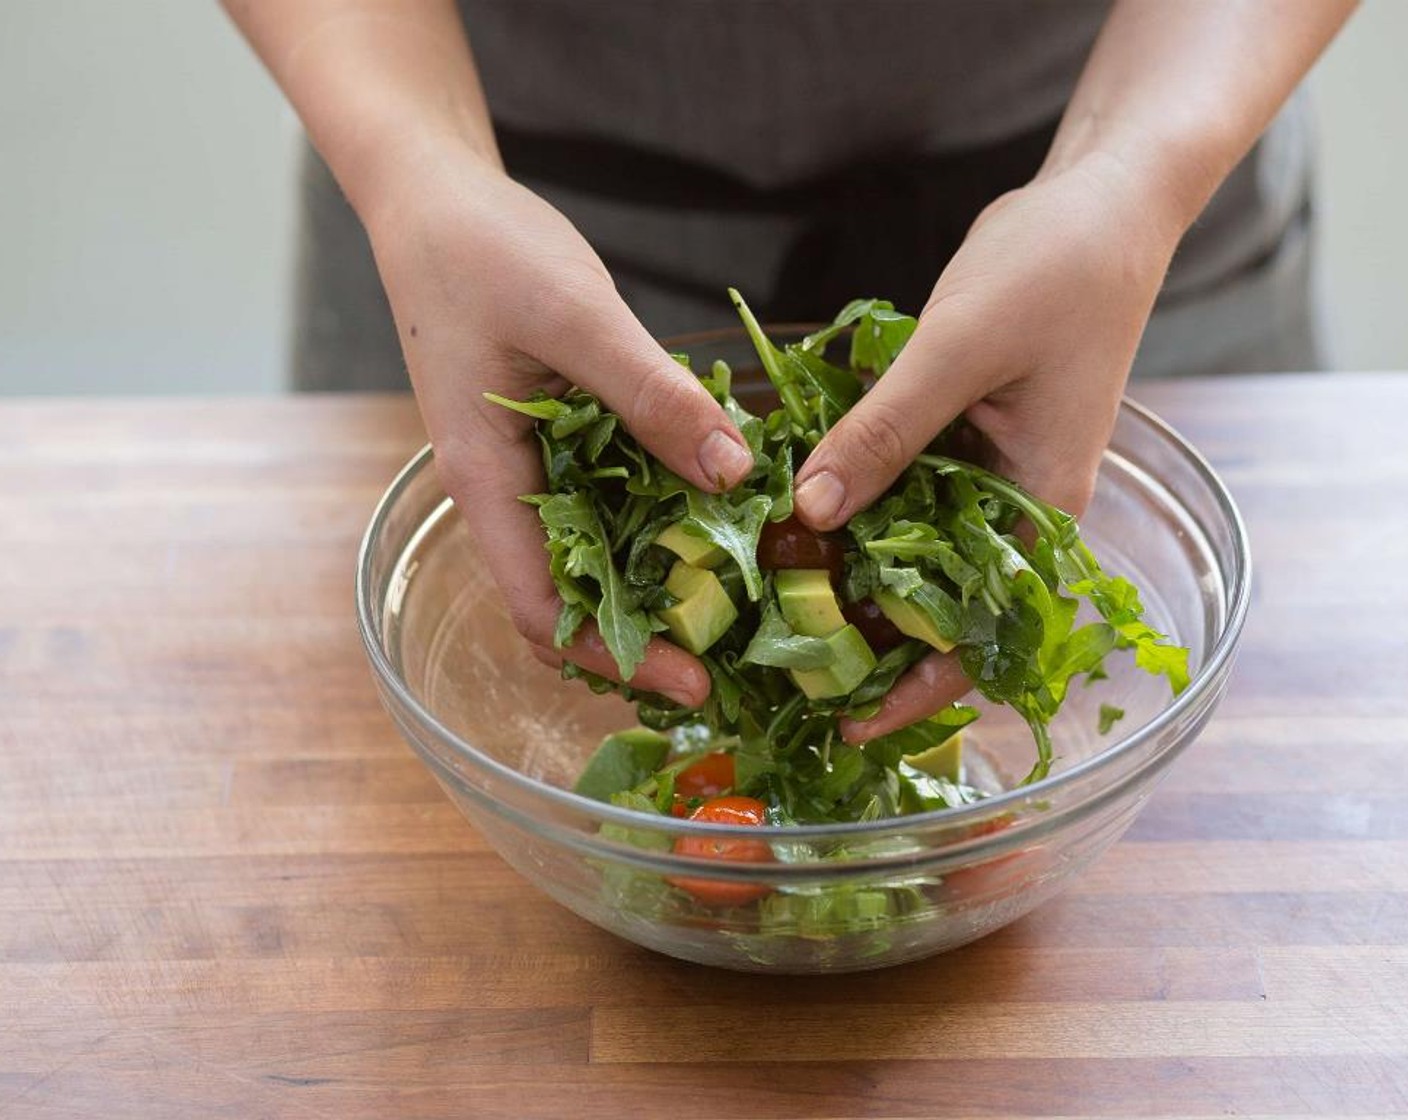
xmin=963 ymin=815 xmax=1014 ymax=840
xmin=757 ymin=516 xmax=846 ymax=583
xmin=669 ymin=796 xmax=774 ymax=907
xmin=940 ymin=814 xmax=1046 ymax=900
xmin=942 ymin=848 xmax=1044 ymax=901
xmin=842 ymin=597 xmax=907 ymax=653
xmin=674 ymin=752 xmax=735 ymax=800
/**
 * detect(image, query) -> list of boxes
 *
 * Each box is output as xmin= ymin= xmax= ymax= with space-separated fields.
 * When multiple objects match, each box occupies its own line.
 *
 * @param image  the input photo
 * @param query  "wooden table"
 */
xmin=2 ymin=376 xmax=1406 ymax=1119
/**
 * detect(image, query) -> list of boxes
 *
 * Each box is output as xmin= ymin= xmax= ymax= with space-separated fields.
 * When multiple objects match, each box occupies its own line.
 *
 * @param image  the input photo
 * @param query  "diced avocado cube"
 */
xmin=775 ymin=568 xmax=846 ymax=637
xmin=872 ymin=587 xmax=956 ymax=653
xmin=654 ymin=561 xmax=738 ymax=655
xmin=850 ymin=890 xmax=892 ymax=924
xmin=789 ymin=624 xmax=877 ymax=699
xmin=656 ymin=523 xmax=727 ymax=569
xmin=902 ymin=730 xmax=963 ymax=783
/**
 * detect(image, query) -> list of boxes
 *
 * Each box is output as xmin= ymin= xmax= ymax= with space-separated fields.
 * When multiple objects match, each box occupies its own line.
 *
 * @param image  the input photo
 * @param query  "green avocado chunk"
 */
xmin=654 ymin=561 xmax=738 ymax=655
xmin=902 ymin=730 xmax=963 ymax=783
xmin=789 ymin=624 xmax=877 ymax=699
xmin=775 ymin=568 xmax=846 ymax=637
xmin=656 ymin=523 xmax=727 ymax=569
xmin=872 ymin=587 xmax=957 ymax=653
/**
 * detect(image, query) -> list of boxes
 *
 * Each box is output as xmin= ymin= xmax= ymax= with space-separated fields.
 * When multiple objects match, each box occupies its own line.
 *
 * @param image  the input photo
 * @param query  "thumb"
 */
xmin=530 ymin=285 xmax=754 ymax=493
xmin=793 ymin=307 xmax=989 ymax=530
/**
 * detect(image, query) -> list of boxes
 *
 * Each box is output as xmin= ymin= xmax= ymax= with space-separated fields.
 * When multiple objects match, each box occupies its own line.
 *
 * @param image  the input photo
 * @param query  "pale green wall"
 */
xmin=0 ymin=1 xmax=295 ymax=395
xmin=1310 ymin=0 xmax=1408 ymax=370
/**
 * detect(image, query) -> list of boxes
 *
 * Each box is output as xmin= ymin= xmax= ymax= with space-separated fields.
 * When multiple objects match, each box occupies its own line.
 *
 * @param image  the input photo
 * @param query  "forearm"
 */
xmin=1042 ymin=0 xmax=1356 ymax=242
xmin=219 ymin=0 xmax=499 ymax=222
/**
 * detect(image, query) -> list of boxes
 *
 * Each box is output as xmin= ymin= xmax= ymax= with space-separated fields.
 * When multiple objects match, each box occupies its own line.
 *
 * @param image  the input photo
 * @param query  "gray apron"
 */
xmin=290 ymin=0 xmax=1320 ymax=390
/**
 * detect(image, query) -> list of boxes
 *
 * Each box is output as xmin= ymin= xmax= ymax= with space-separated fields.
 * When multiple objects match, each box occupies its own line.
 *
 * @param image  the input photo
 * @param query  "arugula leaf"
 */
xmin=553 ymin=601 xmax=589 ymax=649
xmin=682 ymin=489 xmax=772 ymax=602
xmin=537 ymin=490 xmax=599 ymax=537
xmin=1070 ymin=573 xmax=1192 ymax=694
xmin=741 ymin=599 xmax=835 ymax=670
xmin=700 ymin=653 xmax=746 ymax=725
xmin=797 ymin=298 xmax=917 ymax=381
xmin=581 ymin=414 xmax=618 ymax=463
xmin=1099 ymin=704 xmax=1126 ymax=735
xmin=782 ymin=345 xmax=863 ymax=420
xmin=623 ymin=509 xmax=679 ymax=588
xmin=550 ymin=398 xmax=601 ymax=440
xmin=798 ymin=298 xmax=873 ymax=355
xmin=1040 ymin=621 xmax=1118 ymax=707
xmin=845 ymin=641 xmax=928 ymax=714
xmin=488 ymin=292 xmax=1193 ymax=841
xmin=898 ymin=771 xmax=986 ymax=814
xmin=877 ymin=565 xmax=923 ymax=597
xmin=700 ymin=358 xmax=731 ymax=402
xmin=731 ymin=287 xmax=813 ymax=431
xmin=482 ymin=391 xmax=572 ymax=421
xmin=921 ymin=451 xmax=1190 ymax=698
xmin=732 ymin=711 xmax=775 ymax=791
xmin=907 ymin=579 xmax=965 ymax=645
xmin=764 ymin=443 xmax=795 ymax=522
xmin=530 ymin=487 xmax=654 ymax=678
xmin=591 ymin=549 xmax=653 ymax=683
xmin=849 ymin=303 xmax=918 ymax=376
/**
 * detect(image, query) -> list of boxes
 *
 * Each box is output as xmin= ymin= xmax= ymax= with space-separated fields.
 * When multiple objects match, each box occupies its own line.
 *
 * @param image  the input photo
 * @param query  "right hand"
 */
xmin=363 ymin=147 xmax=754 ymax=706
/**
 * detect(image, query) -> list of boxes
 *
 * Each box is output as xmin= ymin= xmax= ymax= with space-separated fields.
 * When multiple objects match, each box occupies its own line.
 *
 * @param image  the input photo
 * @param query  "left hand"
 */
xmin=789 ymin=157 xmax=1182 ymax=741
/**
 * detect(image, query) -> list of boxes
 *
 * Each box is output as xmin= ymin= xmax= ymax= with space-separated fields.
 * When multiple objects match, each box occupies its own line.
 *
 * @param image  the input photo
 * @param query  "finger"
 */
xmin=531 ymin=626 xmax=711 ymax=708
xmin=838 ymin=650 xmax=973 ymax=744
xmin=436 ymin=430 xmax=708 ymax=707
xmin=526 ymin=285 xmax=754 ymax=493
xmin=793 ymin=301 xmax=992 ymax=531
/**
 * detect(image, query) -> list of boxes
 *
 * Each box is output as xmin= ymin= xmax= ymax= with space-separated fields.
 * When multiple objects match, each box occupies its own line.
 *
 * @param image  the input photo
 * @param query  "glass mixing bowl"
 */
xmin=355 ymin=329 xmax=1251 ymax=973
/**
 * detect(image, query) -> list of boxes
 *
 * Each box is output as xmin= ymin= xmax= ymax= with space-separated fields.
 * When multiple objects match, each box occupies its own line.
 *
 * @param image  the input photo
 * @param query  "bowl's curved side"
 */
xmin=353 ymin=368 xmax=1251 ymax=972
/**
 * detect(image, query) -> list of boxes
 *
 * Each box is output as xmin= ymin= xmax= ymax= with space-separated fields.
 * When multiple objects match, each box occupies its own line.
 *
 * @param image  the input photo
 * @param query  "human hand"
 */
xmin=788 ymin=159 xmax=1181 ymax=741
xmin=364 ymin=150 xmax=753 ymax=706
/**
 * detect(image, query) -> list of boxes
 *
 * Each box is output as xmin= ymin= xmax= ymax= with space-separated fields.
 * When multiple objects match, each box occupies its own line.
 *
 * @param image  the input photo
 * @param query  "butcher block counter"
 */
xmin=2 ymin=374 xmax=1406 ymax=1118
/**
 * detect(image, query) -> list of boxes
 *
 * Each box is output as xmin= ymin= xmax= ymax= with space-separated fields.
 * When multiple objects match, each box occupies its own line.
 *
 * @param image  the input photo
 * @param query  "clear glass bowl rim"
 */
xmin=355 ymin=385 xmax=1251 ymax=850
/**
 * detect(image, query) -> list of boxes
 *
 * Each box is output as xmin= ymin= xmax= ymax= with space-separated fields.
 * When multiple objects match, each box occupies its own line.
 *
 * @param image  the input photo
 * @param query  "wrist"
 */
xmin=1038 ymin=100 xmax=1245 ymax=251
xmin=270 ymin=9 xmax=503 ymax=232
xmin=334 ymin=104 xmax=502 ymax=240
xmin=1035 ymin=129 xmax=1211 ymax=267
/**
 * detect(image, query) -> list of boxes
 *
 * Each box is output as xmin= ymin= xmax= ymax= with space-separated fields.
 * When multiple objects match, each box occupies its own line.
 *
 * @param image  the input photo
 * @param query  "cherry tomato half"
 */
xmin=669 ymin=795 xmax=774 ymax=907
xmin=842 ymin=597 xmax=907 ymax=653
xmin=674 ymin=752 xmax=736 ymax=801
xmin=940 ymin=815 xmax=1047 ymax=900
xmin=757 ymin=516 xmax=846 ymax=584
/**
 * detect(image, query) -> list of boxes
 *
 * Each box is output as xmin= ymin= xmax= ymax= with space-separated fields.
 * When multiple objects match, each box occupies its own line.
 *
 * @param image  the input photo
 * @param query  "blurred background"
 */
xmin=1 ymin=1 xmax=1404 ymax=397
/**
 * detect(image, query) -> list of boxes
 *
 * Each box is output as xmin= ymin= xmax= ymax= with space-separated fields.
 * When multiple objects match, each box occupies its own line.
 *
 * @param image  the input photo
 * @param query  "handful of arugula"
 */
xmin=488 ymin=290 xmax=1189 ymax=826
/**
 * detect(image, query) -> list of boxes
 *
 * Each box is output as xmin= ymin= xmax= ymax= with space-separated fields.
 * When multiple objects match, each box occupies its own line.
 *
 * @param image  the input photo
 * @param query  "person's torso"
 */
xmin=454 ymin=0 xmax=1316 ymax=360
xmin=459 ymin=0 xmax=1111 ymax=187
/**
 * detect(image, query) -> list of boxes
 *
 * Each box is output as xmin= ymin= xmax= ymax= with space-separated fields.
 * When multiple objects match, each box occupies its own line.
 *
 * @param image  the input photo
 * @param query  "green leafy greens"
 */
xmin=488 ymin=290 xmax=1190 ymax=825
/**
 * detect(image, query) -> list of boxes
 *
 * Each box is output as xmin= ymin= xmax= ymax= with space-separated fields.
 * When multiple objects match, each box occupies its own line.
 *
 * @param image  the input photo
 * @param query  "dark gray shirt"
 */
xmin=462 ymin=0 xmax=1112 ymax=185
xmin=290 ymin=2 xmax=1319 ymax=389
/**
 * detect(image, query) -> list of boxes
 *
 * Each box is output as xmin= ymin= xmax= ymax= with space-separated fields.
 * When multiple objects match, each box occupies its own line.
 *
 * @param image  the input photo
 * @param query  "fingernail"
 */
xmin=698 ymin=430 xmax=753 ymax=489
xmin=795 ymin=471 xmax=845 ymax=526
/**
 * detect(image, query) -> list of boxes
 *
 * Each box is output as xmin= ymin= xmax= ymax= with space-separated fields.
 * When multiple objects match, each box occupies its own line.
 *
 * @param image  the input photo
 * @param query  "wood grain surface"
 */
xmin=2 ymin=378 xmax=1406 ymax=1119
